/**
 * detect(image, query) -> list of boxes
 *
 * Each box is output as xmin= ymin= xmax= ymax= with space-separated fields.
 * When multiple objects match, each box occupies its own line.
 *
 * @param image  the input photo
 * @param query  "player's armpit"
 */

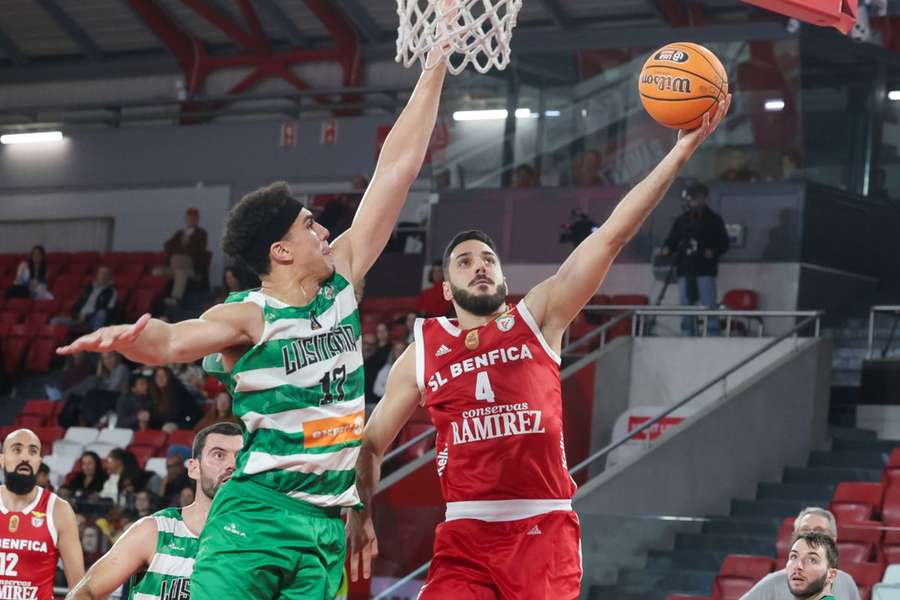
xmin=364 ymin=345 xmax=423 ymax=458
xmin=54 ymin=498 xmax=85 ymax=590
xmin=65 ymin=517 xmax=157 ymax=600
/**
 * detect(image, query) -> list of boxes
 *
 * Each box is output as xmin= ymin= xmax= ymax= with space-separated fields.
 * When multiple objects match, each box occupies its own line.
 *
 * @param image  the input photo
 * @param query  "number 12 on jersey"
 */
xmin=475 ymin=371 xmax=496 ymax=403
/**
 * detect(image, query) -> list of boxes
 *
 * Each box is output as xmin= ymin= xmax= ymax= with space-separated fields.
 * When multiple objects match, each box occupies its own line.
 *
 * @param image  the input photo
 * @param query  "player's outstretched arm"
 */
xmin=332 ymin=55 xmax=447 ymax=284
xmin=55 ymin=498 xmax=86 ymax=589
xmin=527 ymin=95 xmax=732 ymax=342
xmin=348 ymin=345 xmax=422 ymax=582
xmin=56 ymin=302 xmax=263 ymax=366
xmin=65 ymin=517 xmax=156 ymax=600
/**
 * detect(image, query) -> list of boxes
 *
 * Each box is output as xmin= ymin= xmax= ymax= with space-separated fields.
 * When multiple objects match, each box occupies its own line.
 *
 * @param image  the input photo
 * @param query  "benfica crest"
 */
xmin=31 ymin=511 xmax=45 ymax=528
xmin=495 ymin=314 xmax=515 ymax=332
xmin=8 ymin=515 xmax=18 ymax=533
xmin=464 ymin=329 xmax=480 ymax=350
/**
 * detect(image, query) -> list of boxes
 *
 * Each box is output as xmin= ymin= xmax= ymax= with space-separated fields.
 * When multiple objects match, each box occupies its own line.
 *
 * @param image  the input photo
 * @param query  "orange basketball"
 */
xmin=638 ymin=42 xmax=728 ymax=130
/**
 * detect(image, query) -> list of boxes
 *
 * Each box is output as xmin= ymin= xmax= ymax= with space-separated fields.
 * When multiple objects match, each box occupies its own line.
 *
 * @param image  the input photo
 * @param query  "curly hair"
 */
xmin=221 ymin=181 xmax=303 ymax=276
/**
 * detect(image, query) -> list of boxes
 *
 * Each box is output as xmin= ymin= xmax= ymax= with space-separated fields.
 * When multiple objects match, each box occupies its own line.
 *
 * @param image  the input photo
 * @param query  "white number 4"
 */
xmin=0 ymin=553 xmax=18 ymax=576
xmin=475 ymin=372 xmax=496 ymax=403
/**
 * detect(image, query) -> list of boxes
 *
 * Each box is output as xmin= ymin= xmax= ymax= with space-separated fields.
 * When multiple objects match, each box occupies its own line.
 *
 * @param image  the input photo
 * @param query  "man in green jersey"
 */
xmin=58 ymin=49 xmax=447 ymax=599
xmin=786 ymin=532 xmax=840 ymax=600
xmin=66 ymin=423 xmax=242 ymax=600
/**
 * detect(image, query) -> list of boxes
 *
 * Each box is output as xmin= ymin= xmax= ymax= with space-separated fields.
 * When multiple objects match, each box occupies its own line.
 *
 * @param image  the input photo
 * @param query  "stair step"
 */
xmin=587 ymin=586 xmax=672 ymax=600
xmin=833 ymin=438 xmax=900 ymax=453
xmin=616 ymin=567 xmax=715 ymax=596
xmin=647 ymin=548 xmax=735 ymax=571
xmin=731 ymin=498 xmax=821 ymax=519
xmin=829 ymin=426 xmax=877 ymax=440
xmin=701 ymin=517 xmax=780 ymax=537
xmin=809 ymin=450 xmax=886 ymax=469
xmin=756 ymin=482 xmax=835 ymax=502
xmin=675 ymin=532 xmax=775 ymax=555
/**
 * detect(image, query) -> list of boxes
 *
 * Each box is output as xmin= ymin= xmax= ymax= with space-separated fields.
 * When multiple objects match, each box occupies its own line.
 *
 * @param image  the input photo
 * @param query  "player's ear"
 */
xmin=186 ymin=458 xmax=200 ymax=481
xmin=443 ymin=280 xmax=453 ymax=302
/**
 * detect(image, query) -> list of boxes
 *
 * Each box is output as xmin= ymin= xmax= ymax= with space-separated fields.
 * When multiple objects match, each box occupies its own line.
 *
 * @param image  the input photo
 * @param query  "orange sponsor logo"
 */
xmin=304 ymin=411 xmax=364 ymax=449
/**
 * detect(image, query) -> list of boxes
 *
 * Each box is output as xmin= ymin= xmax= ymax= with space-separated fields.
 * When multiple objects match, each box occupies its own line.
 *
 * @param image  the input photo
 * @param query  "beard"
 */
xmin=450 ymin=279 xmax=508 ymax=317
xmin=789 ymin=571 xmax=829 ymax=599
xmin=4 ymin=464 xmax=37 ymax=496
xmin=199 ymin=472 xmax=230 ymax=500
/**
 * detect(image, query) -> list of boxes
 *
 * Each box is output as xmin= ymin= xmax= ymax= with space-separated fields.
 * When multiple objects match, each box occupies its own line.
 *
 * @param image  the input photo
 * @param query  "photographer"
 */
xmin=660 ymin=180 xmax=729 ymax=335
xmin=560 ymin=210 xmax=598 ymax=248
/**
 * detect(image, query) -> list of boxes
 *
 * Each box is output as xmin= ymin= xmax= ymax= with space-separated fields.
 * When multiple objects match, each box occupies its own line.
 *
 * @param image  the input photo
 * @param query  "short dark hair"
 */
xmin=442 ymin=230 xmax=498 ymax=274
xmin=792 ymin=532 xmax=839 ymax=569
xmin=37 ymin=463 xmax=49 ymax=475
xmin=192 ymin=422 xmax=242 ymax=459
xmin=221 ymin=181 xmax=303 ymax=276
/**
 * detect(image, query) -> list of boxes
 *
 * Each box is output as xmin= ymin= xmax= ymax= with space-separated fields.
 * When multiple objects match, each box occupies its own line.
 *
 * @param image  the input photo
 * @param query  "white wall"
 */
xmin=0 ymin=185 xmax=231 ymax=282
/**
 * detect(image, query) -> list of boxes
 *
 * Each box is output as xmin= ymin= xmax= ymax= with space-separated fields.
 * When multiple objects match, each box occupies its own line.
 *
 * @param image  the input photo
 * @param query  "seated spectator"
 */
xmin=130 ymin=489 xmax=157 ymax=520
xmin=373 ymin=339 xmax=409 ymax=400
xmin=52 ymin=265 xmax=117 ymax=332
xmin=136 ymin=409 xmax=151 ymax=432
xmin=364 ymin=323 xmax=392 ymax=403
xmin=36 ymin=463 xmax=52 ymax=492
xmin=362 ymin=333 xmax=377 ymax=360
xmin=511 ymin=164 xmax=539 ymax=188
xmin=115 ymin=374 xmax=151 ymax=430
xmin=179 ymin=486 xmax=195 ymax=507
xmin=416 ymin=261 xmax=452 ymax=317
xmin=180 ymin=364 xmax=210 ymax=406
xmin=213 ymin=266 xmax=259 ymax=304
xmin=149 ymin=366 xmax=203 ymax=431
xmin=60 ymin=352 xmax=131 ymax=427
xmin=68 ymin=451 xmax=108 ymax=499
xmin=80 ymin=523 xmax=109 ymax=569
xmin=159 ymin=451 xmax=192 ymax=507
xmin=59 ymin=351 xmax=95 ymax=393
xmin=155 ymin=207 xmax=208 ymax=306
xmin=194 ymin=391 xmax=240 ymax=432
xmin=718 ymin=146 xmax=761 ymax=182
xmin=100 ymin=448 xmax=148 ymax=506
xmin=5 ymin=245 xmax=51 ymax=300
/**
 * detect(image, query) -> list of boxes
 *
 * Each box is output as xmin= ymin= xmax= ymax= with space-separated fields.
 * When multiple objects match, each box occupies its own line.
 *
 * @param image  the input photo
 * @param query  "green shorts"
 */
xmin=191 ymin=478 xmax=345 ymax=600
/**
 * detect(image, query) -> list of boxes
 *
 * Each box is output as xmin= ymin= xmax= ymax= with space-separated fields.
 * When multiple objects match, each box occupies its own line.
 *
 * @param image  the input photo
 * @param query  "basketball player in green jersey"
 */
xmin=58 ymin=49 xmax=447 ymax=599
xmin=66 ymin=423 xmax=242 ymax=600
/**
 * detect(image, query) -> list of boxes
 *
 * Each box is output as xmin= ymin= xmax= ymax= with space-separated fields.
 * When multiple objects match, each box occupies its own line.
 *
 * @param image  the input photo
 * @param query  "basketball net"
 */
xmin=396 ymin=0 xmax=523 ymax=75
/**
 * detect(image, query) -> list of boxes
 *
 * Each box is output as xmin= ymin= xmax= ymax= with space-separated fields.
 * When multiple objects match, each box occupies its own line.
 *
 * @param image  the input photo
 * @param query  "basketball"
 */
xmin=639 ymin=42 xmax=728 ymax=130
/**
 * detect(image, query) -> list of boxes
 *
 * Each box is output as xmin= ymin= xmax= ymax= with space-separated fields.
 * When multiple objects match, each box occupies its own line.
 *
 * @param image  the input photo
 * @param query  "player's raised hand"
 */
xmin=56 ymin=313 xmax=152 ymax=355
xmin=347 ymin=510 xmax=379 ymax=582
xmin=676 ymin=93 xmax=732 ymax=153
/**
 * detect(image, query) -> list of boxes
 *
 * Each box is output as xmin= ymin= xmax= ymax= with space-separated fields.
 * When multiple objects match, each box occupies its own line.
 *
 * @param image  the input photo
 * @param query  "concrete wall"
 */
xmin=586 ymin=337 xmax=633 ymax=455
xmin=574 ymin=337 xmax=831 ymax=520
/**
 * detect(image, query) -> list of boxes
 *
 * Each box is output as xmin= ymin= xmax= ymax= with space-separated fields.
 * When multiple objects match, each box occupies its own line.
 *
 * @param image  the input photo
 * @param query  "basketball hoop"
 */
xmin=396 ymin=0 xmax=523 ymax=75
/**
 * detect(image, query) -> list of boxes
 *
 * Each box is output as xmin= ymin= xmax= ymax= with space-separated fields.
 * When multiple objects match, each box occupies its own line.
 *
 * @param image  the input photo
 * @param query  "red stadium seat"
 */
xmin=830 ymin=482 xmax=884 ymax=522
xmin=62 ymin=262 xmax=90 ymax=278
xmin=126 ymin=287 xmax=163 ymax=320
xmin=51 ymin=274 xmax=83 ymax=299
xmin=45 ymin=252 xmax=71 ymax=267
xmin=837 ymin=521 xmax=883 ymax=563
xmin=15 ymin=414 xmax=44 ymax=428
xmin=33 ymin=426 xmax=64 ymax=448
xmin=38 ymin=324 xmax=70 ymax=347
xmin=31 ymin=298 xmax=61 ymax=315
xmin=721 ymin=289 xmax=759 ymax=310
xmin=25 ymin=336 xmax=57 ymax=373
xmin=610 ymin=293 xmax=650 ymax=306
xmin=5 ymin=298 xmax=31 ymax=314
xmin=71 ymin=251 xmax=100 ymax=265
xmin=168 ymin=429 xmax=194 ymax=448
xmin=775 ymin=517 xmax=795 ymax=563
xmin=711 ymin=555 xmax=774 ymax=600
xmin=204 ymin=376 xmax=226 ymax=400
xmin=126 ymin=445 xmax=154 ymax=469
xmin=138 ymin=274 xmax=169 ymax=292
xmin=25 ymin=312 xmax=51 ymax=328
xmin=841 ymin=561 xmax=885 ymax=600
xmin=0 ymin=310 xmax=21 ymax=325
xmin=667 ymin=596 xmax=711 ymax=600
xmin=883 ymin=448 xmax=900 ymax=489
xmin=3 ymin=335 xmax=30 ymax=375
xmin=9 ymin=323 xmax=36 ymax=338
xmin=131 ymin=430 xmax=168 ymax=453
xmin=22 ymin=399 xmax=55 ymax=419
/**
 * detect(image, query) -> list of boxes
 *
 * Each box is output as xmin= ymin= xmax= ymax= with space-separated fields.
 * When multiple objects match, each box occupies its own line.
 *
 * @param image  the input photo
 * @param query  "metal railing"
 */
xmin=376 ymin=309 xmax=823 ymax=598
xmin=867 ymin=305 xmax=900 ymax=358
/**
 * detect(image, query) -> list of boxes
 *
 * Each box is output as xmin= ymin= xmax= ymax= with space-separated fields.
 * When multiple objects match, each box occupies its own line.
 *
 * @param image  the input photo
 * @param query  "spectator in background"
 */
xmin=361 ymin=333 xmax=377 ymax=360
xmin=100 ymin=449 xmax=147 ymax=506
xmin=135 ymin=409 xmax=151 ymax=432
xmin=741 ymin=507 xmax=858 ymax=600
xmin=80 ymin=523 xmax=109 ymax=569
xmin=372 ymin=339 xmax=409 ymax=401
xmin=6 ymin=245 xmax=51 ymax=299
xmin=36 ymin=462 xmax=52 ymax=491
xmin=115 ymin=374 xmax=151 ymax=430
xmin=416 ymin=261 xmax=452 ymax=317
xmin=149 ymin=366 xmax=202 ymax=431
xmin=364 ymin=323 xmax=393 ymax=403
xmin=60 ymin=352 xmax=130 ymax=427
xmin=213 ymin=265 xmax=260 ymax=305
xmin=59 ymin=352 xmax=95 ymax=393
xmin=131 ymin=489 xmax=156 ymax=520
xmin=68 ymin=451 xmax=108 ymax=499
xmin=194 ymin=391 xmax=240 ymax=432
xmin=781 ymin=150 xmax=804 ymax=182
xmin=58 ymin=265 xmax=117 ymax=332
xmin=718 ymin=147 xmax=761 ymax=182
xmin=573 ymin=150 xmax=605 ymax=186
xmin=660 ymin=180 xmax=729 ymax=336
xmin=179 ymin=486 xmax=195 ymax=507
xmin=159 ymin=452 xmax=192 ymax=507
xmin=156 ymin=207 xmax=208 ymax=306
xmin=511 ymin=164 xmax=539 ymax=188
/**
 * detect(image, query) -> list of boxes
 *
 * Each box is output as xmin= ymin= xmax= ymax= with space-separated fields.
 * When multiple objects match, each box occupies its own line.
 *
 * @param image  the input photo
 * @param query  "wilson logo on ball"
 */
xmin=642 ymin=73 xmax=692 ymax=94
xmin=654 ymin=49 xmax=689 ymax=63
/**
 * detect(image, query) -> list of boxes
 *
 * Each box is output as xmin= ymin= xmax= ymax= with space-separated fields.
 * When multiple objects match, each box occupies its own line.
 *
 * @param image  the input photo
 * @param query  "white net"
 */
xmin=396 ymin=0 xmax=523 ymax=75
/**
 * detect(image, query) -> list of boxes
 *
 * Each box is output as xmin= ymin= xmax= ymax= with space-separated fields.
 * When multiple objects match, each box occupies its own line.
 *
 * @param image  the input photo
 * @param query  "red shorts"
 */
xmin=417 ymin=510 xmax=582 ymax=600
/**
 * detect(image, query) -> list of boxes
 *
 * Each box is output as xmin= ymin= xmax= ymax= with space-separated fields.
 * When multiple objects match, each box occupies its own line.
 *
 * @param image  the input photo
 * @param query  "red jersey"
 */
xmin=0 ymin=487 xmax=60 ymax=600
xmin=413 ymin=300 xmax=577 ymax=522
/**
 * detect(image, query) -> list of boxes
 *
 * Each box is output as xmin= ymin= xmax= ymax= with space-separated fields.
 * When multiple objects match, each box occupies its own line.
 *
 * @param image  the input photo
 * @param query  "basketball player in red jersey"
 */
xmin=0 ymin=429 xmax=84 ymax=600
xmin=348 ymin=94 xmax=732 ymax=599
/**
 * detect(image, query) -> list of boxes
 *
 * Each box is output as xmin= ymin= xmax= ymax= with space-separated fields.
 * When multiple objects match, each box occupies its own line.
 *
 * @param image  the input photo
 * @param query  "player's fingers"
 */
xmin=350 ymin=551 xmax=359 ymax=582
xmin=371 ymin=535 xmax=379 ymax=559
xmin=128 ymin=313 xmax=152 ymax=339
xmin=362 ymin=542 xmax=373 ymax=580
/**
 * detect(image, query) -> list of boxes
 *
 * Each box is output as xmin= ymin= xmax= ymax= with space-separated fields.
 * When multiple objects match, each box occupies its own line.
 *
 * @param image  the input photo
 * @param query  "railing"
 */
xmin=377 ymin=309 xmax=823 ymax=598
xmin=867 ymin=305 xmax=900 ymax=359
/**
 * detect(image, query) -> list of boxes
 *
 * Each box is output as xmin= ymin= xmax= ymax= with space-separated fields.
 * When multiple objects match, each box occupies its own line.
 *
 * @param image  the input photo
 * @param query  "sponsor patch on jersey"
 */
xmin=30 ymin=511 xmax=45 ymax=528
xmin=8 ymin=515 xmax=18 ymax=533
xmin=495 ymin=314 xmax=515 ymax=332
xmin=304 ymin=411 xmax=364 ymax=448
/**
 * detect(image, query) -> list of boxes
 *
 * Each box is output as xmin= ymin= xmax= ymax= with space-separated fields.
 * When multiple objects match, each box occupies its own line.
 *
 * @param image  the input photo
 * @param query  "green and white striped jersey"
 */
xmin=128 ymin=508 xmax=198 ymax=600
xmin=203 ymin=273 xmax=364 ymax=508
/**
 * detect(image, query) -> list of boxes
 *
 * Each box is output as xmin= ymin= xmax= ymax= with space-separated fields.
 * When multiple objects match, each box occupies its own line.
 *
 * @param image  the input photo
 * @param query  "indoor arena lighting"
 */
xmin=0 ymin=131 xmax=64 ymax=145
xmin=764 ymin=99 xmax=785 ymax=112
xmin=452 ymin=108 xmax=534 ymax=121
xmin=889 ymin=90 xmax=900 ymax=101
